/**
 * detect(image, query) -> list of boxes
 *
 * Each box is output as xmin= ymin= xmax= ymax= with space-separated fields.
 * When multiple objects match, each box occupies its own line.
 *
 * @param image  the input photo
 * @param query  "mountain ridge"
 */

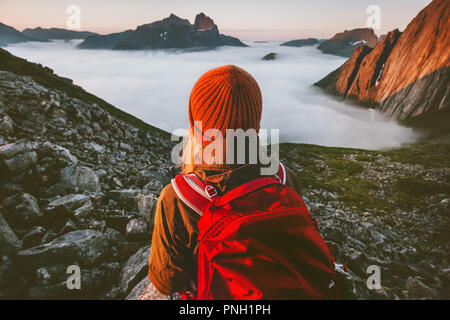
xmin=22 ymin=27 xmax=99 ymax=41
xmin=0 ymin=22 xmax=39 ymax=46
xmin=315 ymin=0 xmax=449 ymax=125
xmin=78 ymin=13 xmax=246 ymax=50
xmin=318 ymin=28 xmax=378 ymax=57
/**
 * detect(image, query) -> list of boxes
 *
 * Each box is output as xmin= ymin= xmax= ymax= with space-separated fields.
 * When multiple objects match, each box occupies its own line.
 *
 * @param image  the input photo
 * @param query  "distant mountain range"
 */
xmin=280 ymin=38 xmax=320 ymax=47
xmin=1 ymin=12 xmax=246 ymax=51
xmin=77 ymin=30 xmax=134 ymax=50
xmin=78 ymin=13 xmax=247 ymax=50
xmin=22 ymin=28 xmax=98 ymax=41
xmin=0 ymin=23 xmax=99 ymax=46
xmin=0 ymin=23 xmax=39 ymax=46
xmin=315 ymin=0 xmax=449 ymax=126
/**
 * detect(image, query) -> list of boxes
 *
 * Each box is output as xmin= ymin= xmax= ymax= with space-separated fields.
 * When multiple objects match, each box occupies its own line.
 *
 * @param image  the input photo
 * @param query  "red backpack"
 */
xmin=171 ymin=164 xmax=347 ymax=300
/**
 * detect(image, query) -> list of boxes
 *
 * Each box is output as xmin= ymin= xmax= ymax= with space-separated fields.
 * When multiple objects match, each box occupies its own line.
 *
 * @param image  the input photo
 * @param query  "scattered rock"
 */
xmin=126 ymin=218 xmax=149 ymax=241
xmin=137 ymin=193 xmax=157 ymax=227
xmin=35 ymin=264 xmax=67 ymax=286
xmin=118 ymin=245 xmax=151 ymax=296
xmin=126 ymin=277 xmax=168 ymax=300
xmin=60 ymin=219 xmax=77 ymax=234
xmin=16 ymin=230 xmax=111 ymax=270
xmin=0 ymin=114 xmax=14 ymax=133
xmin=1 ymin=193 xmax=42 ymax=228
xmin=4 ymin=151 xmax=37 ymax=174
xmin=22 ymin=226 xmax=47 ymax=248
xmin=0 ymin=143 xmax=27 ymax=159
xmin=405 ymin=276 xmax=433 ymax=299
xmin=25 ymin=267 xmax=113 ymax=299
xmin=60 ymin=165 xmax=101 ymax=193
xmin=45 ymin=194 xmax=91 ymax=218
xmin=0 ymin=58 xmax=174 ymax=299
xmin=0 ymin=254 xmax=20 ymax=289
xmin=0 ymin=213 xmax=22 ymax=254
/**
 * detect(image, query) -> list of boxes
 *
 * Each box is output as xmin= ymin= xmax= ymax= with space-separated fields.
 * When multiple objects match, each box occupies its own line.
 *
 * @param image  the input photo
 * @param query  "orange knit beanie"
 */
xmin=189 ymin=65 xmax=262 ymax=143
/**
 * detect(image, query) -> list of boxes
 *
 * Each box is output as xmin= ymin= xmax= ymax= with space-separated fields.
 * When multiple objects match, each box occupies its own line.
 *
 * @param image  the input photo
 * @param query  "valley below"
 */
xmin=3 ymin=39 xmax=418 ymax=150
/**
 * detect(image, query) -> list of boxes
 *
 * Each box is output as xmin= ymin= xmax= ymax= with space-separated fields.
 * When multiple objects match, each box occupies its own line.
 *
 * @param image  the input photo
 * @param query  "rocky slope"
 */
xmin=315 ymin=0 xmax=450 ymax=123
xmin=0 ymin=48 xmax=176 ymax=299
xmin=0 ymin=47 xmax=448 ymax=300
xmin=280 ymin=143 xmax=450 ymax=299
xmin=0 ymin=22 xmax=38 ymax=47
xmin=280 ymin=38 xmax=320 ymax=47
xmin=22 ymin=28 xmax=98 ymax=41
xmin=318 ymin=28 xmax=378 ymax=57
xmin=78 ymin=13 xmax=246 ymax=50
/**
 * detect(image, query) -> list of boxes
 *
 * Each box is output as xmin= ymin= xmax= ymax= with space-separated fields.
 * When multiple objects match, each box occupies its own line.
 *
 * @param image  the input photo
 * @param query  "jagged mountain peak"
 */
xmin=315 ymin=0 xmax=449 ymax=122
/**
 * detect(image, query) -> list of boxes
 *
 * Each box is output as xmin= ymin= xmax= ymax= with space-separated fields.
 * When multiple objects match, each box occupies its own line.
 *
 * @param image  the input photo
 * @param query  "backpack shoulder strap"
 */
xmin=216 ymin=177 xmax=281 ymax=207
xmin=171 ymin=174 xmax=216 ymax=216
xmin=172 ymin=163 xmax=286 ymax=215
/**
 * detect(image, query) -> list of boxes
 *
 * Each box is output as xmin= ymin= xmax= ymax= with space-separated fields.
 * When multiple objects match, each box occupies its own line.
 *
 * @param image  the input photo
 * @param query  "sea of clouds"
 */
xmin=5 ymin=40 xmax=418 ymax=149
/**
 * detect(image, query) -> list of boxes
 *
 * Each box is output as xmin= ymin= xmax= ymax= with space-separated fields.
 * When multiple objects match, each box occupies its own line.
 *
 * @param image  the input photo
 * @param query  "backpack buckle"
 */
xmin=205 ymin=185 xmax=218 ymax=198
xmin=334 ymin=262 xmax=349 ymax=276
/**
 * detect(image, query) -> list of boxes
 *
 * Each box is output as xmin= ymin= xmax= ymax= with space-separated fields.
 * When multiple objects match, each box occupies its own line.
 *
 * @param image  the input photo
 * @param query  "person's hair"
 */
xmin=180 ymin=129 xmax=203 ymax=174
xmin=180 ymin=128 xmax=264 ymax=174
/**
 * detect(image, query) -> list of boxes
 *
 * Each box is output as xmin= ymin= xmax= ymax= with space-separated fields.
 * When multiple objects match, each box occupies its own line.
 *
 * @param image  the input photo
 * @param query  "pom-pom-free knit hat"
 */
xmin=189 ymin=65 xmax=262 ymax=144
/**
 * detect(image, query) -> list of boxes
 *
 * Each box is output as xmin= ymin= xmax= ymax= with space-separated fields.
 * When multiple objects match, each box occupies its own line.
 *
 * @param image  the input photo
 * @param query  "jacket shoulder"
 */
xmin=159 ymin=182 xmax=178 ymax=201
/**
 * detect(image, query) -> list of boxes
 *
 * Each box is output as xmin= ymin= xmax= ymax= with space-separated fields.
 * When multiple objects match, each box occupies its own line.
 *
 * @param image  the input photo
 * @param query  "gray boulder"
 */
xmin=0 ymin=254 xmax=20 ymax=289
xmin=24 ymin=281 xmax=68 ymax=299
xmin=4 ymin=151 xmax=37 ymax=174
xmin=106 ymin=189 xmax=140 ymax=210
xmin=125 ymin=218 xmax=149 ymax=241
xmin=405 ymin=276 xmax=434 ymax=299
xmin=60 ymin=165 xmax=101 ymax=192
xmin=0 ymin=213 xmax=22 ymax=254
xmin=16 ymin=230 xmax=111 ymax=270
xmin=1 ymin=193 xmax=42 ymax=228
xmin=119 ymin=245 xmax=151 ymax=296
xmin=35 ymin=264 xmax=67 ymax=286
xmin=126 ymin=277 xmax=168 ymax=300
xmin=24 ymin=267 xmax=110 ymax=299
xmin=45 ymin=194 xmax=91 ymax=218
xmin=0 ymin=143 xmax=27 ymax=159
xmin=0 ymin=114 xmax=14 ymax=133
xmin=40 ymin=142 xmax=78 ymax=166
xmin=137 ymin=193 xmax=157 ymax=227
xmin=22 ymin=226 xmax=47 ymax=248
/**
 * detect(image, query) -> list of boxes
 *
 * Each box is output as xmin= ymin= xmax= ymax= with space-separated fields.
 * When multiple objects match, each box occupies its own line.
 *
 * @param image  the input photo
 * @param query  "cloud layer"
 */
xmin=6 ymin=40 xmax=418 ymax=149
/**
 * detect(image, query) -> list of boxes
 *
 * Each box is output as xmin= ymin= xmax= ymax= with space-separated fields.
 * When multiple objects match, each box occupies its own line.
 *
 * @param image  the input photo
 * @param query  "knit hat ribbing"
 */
xmin=188 ymin=65 xmax=262 ymax=142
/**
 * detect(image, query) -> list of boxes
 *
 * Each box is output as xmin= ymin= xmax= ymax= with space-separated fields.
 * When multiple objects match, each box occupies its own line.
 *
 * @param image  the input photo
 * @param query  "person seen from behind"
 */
xmin=148 ymin=65 xmax=346 ymax=300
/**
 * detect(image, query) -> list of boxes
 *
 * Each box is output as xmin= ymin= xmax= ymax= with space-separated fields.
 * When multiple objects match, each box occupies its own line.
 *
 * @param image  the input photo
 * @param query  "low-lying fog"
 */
xmin=5 ymin=40 xmax=418 ymax=149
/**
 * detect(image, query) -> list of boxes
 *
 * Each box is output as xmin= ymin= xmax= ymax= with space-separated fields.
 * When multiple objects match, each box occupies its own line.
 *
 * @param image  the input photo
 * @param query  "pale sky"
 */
xmin=0 ymin=0 xmax=432 ymax=40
